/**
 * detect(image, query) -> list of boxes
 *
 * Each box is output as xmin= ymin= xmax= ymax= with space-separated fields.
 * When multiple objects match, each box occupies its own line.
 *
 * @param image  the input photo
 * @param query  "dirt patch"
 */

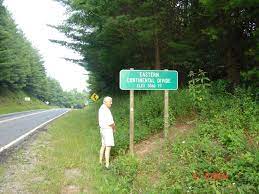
xmin=168 ymin=120 xmax=194 ymax=140
xmin=64 ymin=168 xmax=82 ymax=180
xmin=135 ymin=133 xmax=163 ymax=158
xmin=61 ymin=185 xmax=80 ymax=194
xmin=61 ymin=184 xmax=92 ymax=194
xmin=133 ymin=119 xmax=196 ymax=191
xmin=0 ymin=126 xmax=93 ymax=194
xmin=135 ymin=120 xmax=195 ymax=159
xmin=0 ymin=128 xmax=49 ymax=194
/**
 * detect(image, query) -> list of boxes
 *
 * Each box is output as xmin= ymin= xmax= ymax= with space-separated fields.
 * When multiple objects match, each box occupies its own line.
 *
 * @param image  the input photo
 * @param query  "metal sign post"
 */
xmin=90 ymin=93 xmax=100 ymax=123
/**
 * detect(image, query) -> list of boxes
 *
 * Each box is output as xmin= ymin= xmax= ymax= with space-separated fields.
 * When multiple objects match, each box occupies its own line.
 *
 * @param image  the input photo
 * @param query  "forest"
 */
xmin=53 ymin=0 xmax=258 ymax=94
xmin=0 ymin=0 xmax=87 ymax=107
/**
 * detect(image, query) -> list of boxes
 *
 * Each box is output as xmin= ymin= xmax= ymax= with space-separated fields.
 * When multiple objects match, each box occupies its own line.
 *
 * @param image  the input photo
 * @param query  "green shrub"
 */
xmin=151 ymin=87 xmax=258 ymax=193
xmin=188 ymin=69 xmax=211 ymax=112
xmin=112 ymin=155 xmax=139 ymax=192
xmin=169 ymin=89 xmax=194 ymax=119
xmin=110 ymin=90 xmax=194 ymax=155
xmin=100 ymin=83 xmax=258 ymax=193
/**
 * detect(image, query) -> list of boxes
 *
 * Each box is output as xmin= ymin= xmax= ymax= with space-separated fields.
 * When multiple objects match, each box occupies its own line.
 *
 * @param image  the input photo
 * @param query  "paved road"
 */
xmin=0 ymin=109 xmax=45 ymax=121
xmin=0 ymin=109 xmax=69 ymax=153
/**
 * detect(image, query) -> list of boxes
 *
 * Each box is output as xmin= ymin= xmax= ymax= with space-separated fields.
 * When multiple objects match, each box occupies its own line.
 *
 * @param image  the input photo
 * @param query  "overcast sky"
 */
xmin=4 ymin=0 xmax=88 ymax=92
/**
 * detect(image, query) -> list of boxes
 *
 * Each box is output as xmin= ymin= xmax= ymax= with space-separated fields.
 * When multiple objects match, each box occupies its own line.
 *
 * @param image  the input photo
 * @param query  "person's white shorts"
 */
xmin=100 ymin=128 xmax=114 ymax=146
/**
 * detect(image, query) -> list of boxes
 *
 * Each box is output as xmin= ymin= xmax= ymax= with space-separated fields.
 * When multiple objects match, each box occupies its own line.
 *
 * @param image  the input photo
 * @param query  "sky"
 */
xmin=3 ymin=0 xmax=88 ymax=92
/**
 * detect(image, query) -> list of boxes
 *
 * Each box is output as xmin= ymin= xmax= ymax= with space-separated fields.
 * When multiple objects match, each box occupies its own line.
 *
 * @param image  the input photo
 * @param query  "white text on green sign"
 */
xmin=119 ymin=70 xmax=178 ymax=90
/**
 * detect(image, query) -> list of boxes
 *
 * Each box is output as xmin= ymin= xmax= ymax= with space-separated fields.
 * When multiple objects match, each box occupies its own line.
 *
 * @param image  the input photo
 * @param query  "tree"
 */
xmin=53 ymin=0 xmax=258 ymax=93
xmin=198 ymin=0 xmax=258 ymax=86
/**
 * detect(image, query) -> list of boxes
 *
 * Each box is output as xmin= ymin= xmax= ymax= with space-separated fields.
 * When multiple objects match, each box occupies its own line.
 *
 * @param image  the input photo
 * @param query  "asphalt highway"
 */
xmin=0 ymin=108 xmax=69 ymax=153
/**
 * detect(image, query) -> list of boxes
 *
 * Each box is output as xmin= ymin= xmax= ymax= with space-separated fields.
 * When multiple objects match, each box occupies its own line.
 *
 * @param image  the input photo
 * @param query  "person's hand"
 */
xmin=112 ymin=123 xmax=116 ymax=132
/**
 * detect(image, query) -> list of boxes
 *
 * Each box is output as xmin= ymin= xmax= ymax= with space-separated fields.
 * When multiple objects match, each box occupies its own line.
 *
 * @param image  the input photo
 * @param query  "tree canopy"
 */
xmin=53 ymin=0 xmax=258 ymax=93
xmin=0 ymin=2 xmax=88 ymax=107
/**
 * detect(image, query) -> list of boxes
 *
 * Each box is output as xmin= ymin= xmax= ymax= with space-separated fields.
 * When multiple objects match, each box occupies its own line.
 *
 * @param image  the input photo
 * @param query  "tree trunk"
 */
xmin=184 ymin=0 xmax=188 ymax=28
xmin=225 ymin=47 xmax=240 ymax=87
xmin=224 ymin=16 xmax=244 ymax=88
xmin=154 ymin=30 xmax=161 ymax=69
xmin=257 ymin=15 xmax=259 ymax=64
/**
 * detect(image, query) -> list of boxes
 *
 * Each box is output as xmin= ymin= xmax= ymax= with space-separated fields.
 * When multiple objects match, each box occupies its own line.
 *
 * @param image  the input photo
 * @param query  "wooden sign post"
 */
xmin=119 ymin=69 xmax=178 ymax=155
xmin=129 ymin=69 xmax=134 ymax=155
xmin=164 ymin=70 xmax=169 ymax=138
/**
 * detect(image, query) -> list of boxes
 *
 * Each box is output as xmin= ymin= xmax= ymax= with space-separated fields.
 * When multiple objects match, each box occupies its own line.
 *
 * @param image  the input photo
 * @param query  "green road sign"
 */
xmin=119 ymin=70 xmax=178 ymax=90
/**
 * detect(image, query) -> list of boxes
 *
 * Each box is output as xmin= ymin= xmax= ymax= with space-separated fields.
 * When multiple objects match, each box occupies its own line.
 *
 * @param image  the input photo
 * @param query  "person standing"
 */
xmin=98 ymin=96 xmax=115 ymax=169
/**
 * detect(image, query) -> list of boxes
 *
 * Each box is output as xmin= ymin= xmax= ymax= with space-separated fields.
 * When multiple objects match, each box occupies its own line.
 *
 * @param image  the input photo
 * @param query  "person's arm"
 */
xmin=107 ymin=109 xmax=115 ymax=132
xmin=109 ymin=123 xmax=116 ymax=132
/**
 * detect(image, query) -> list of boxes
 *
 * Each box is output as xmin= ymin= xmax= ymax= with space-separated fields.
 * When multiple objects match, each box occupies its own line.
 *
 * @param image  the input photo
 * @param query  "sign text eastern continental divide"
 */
xmin=119 ymin=70 xmax=178 ymax=90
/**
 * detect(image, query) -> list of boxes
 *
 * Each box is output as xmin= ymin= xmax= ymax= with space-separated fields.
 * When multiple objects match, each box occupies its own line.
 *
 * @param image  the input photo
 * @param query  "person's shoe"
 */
xmin=104 ymin=166 xmax=111 ymax=170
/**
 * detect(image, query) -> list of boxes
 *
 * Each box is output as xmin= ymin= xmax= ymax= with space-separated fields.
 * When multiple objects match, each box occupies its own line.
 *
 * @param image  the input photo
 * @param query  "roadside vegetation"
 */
xmin=0 ymin=166 xmax=4 ymax=178
xmin=110 ymin=71 xmax=258 ymax=193
xmin=130 ymin=72 xmax=259 ymax=193
xmin=0 ymin=88 xmax=50 ymax=114
xmin=0 ymin=71 xmax=257 ymax=193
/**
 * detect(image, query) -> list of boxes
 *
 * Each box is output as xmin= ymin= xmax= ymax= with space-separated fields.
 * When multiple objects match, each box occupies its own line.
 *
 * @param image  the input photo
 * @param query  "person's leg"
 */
xmin=99 ymin=145 xmax=105 ymax=164
xmin=105 ymin=146 xmax=111 ymax=168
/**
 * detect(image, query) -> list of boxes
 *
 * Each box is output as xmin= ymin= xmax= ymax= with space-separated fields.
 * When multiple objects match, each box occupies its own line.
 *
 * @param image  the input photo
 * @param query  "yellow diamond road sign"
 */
xmin=90 ymin=93 xmax=99 ymax=102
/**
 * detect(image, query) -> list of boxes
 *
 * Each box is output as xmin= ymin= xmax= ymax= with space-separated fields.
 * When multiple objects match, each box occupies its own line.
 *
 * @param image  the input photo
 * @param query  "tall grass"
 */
xmin=23 ymin=108 xmax=130 ymax=193
xmin=109 ymin=90 xmax=194 ymax=155
xmin=17 ymin=89 xmax=194 ymax=193
xmin=4 ymin=83 xmax=257 ymax=193
xmin=131 ymin=84 xmax=259 ymax=193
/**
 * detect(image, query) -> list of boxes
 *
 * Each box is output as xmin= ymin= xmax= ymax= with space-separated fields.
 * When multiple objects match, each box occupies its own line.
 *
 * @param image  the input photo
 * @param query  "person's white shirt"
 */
xmin=98 ymin=104 xmax=114 ymax=129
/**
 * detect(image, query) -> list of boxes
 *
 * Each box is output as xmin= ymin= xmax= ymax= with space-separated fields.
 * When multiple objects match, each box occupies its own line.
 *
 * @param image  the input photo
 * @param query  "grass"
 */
xmin=131 ymin=87 xmax=259 ymax=193
xmin=1 ymin=85 xmax=257 ymax=193
xmin=0 ymin=166 xmax=5 ymax=187
xmin=0 ymin=88 xmax=51 ymax=114
xmin=20 ymin=107 xmax=123 ymax=194
xmin=0 ymin=166 xmax=4 ymax=178
xmin=2 ymin=91 xmax=176 ymax=193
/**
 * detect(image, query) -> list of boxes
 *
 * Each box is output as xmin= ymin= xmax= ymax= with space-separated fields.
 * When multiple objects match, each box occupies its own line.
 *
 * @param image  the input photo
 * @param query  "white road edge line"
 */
xmin=0 ymin=109 xmax=70 ymax=153
xmin=0 ymin=109 xmax=44 ymax=118
xmin=0 ymin=109 xmax=56 ymax=124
